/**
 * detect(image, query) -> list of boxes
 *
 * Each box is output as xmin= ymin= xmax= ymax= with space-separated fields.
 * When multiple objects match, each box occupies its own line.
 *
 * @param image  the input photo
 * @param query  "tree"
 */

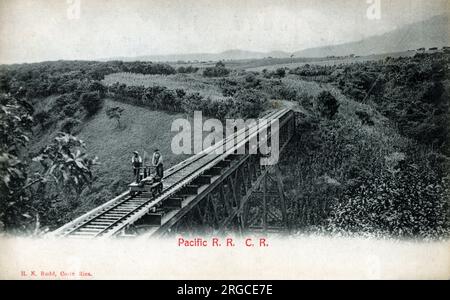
xmin=106 ymin=106 xmax=125 ymax=128
xmin=316 ymin=91 xmax=339 ymax=119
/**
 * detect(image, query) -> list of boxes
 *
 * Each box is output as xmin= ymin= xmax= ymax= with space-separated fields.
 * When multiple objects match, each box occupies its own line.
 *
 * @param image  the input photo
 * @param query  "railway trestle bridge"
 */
xmin=51 ymin=109 xmax=297 ymax=239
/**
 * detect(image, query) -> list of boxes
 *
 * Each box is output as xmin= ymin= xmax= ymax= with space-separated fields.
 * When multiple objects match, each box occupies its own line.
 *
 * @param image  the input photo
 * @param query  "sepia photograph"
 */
xmin=0 ymin=0 xmax=449 ymax=281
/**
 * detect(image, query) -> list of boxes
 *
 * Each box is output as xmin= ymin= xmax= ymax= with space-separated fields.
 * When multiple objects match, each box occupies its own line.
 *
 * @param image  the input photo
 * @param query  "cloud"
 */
xmin=0 ymin=0 xmax=447 ymax=63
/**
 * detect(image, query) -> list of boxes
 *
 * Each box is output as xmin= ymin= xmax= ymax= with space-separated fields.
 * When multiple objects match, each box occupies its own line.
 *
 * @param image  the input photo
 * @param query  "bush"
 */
xmin=316 ymin=91 xmax=339 ymax=119
xmin=177 ymin=66 xmax=199 ymax=74
xmin=122 ymin=62 xmax=176 ymax=75
xmin=80 ymin=91 xmax=103 ymax=116
xmin=327 ymin=158 xmax=449 ymax=238
xmin=297 ymin=92 xmax=314 ymax=109
xmin=244 ymin=73 xmax=256 ymax=83
xmin=334 ymin=53 xmax=450 ymax=151
xmin=105 ymin=106 xmax=124 ymax=128
xmin=203 ymin=98 xmax=235 ymax=120
xmin=63 ymin=105 xmax=77 ymax=117
xmin=60 ymin=117 xmax=81 ymax=134
xmin=175 ymin=89 xmax=186 ymax=99
xmin=154 ymin=89 xmax=181 ymax=112
xmin=108 ymin=77 xmax=267 ymax=119
xmin=220 ymin=79 xmax=239 ymax=97
xmin=34 ymin=111 xmax=50 ymax=125
xmin=181 ymin=93 xmax=204 ymax=113
xmin=278 ymin=86 xmax=297 ymax=101
xmin=355 ymin=110 xmax=374 ymax=125
xmin=233 ymin=89 xmax=266 ymax=118
xmin=203 ymin=62 xmax=230 ymax=77
xmin=88 ymin=81 xmax=107 ymax=98
xmin=54 ymin=94 xmax=77 ymax=109
xmin=274 ymin=68 xmax=286 ymax=78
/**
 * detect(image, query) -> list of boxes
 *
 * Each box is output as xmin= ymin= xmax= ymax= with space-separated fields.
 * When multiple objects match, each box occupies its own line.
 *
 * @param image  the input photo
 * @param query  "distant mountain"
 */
xmin=108 ymin=49 xmax=290 ymax=63
xmin=106 ymin=14 xmax=449 ymax=62
xmin=293 ymin=14 xmax=449 ymax=58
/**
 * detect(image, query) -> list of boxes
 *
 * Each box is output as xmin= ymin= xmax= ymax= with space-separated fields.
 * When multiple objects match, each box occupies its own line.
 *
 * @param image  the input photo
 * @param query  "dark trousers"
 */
xmin=156 ymin=164 xmax=164 ymax=179
xmin=133 ymin=163 xmax=142 ymax=182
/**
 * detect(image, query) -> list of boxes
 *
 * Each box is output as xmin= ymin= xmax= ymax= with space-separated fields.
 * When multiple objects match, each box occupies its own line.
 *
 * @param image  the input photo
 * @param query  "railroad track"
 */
xmin=50 ymin=109 xmax=290 ymax=238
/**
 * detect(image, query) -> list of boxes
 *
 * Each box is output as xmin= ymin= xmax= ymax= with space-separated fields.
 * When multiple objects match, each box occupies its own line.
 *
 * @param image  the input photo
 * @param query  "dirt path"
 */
xmin=271 ymin=99 xmax=310 ymax=115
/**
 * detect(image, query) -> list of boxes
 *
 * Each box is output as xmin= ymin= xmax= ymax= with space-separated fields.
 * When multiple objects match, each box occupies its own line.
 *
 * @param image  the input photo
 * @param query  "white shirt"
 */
xmin=152 ymin=153 xmax=163 ymax=166
xmin=132 ymin=156 xmax=142 ymax=163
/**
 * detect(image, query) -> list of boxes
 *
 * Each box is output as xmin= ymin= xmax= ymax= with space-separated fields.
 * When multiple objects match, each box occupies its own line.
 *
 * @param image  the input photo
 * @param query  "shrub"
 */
xmin=63 ymin=105 xmax=77 ymax=117
xmin=355 ymin=110 xmax=374 ymax=125
xmin=54 ymin=93 xmax=77 ymax=109
xmin=154 ymin=89 xmax=181 ymax=112
xmin=245 ymin=73 xmax=256 ymax=83
xmin=278 ymin=86 xmax=297 ymax=101
xmin=181 ymin=93 xmax=204 ymax=113
xmin=327 ymin=159 xmax=449 ymax=238
xmin=220 ymin=79 xmax=239 ymax=97
xmin=274 ymin=68 xmax=286 ymax=78
xmin=60 ymin=117 xmax=81 ymax=134
xmin=175 ymin=89 xmax=186 ymax=99
xmin=177 ymin=66 xmax=199 ymax=74
xmin=203 ymin=62 xmax=230 ymax=77
xmin=203 ymin=98 xmax=235 ymax=120
xmin=297 ymin=92 xmax=314 ymax=109
xmin=121 ymin=62 xmax=176 ymax=75
xmin=34 ymin=111 xmax=50 ymax=125
xmin=105 ymin=106 xmax=124 ymax=128
xmin=88 ymin=81 xmax=107 ymax=98
xmin=233 ymin=89 xmax=266 ymax=118
xmin=334 ymin=53 xmax=449 ymax=151
xmin=316 ymin=91 xmax=339 ymax=119
xmin=80 ymin=91 xmax=103 ymax=116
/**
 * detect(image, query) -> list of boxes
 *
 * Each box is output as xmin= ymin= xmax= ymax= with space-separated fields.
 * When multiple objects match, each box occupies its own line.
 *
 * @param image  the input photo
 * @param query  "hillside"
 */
xmin=294 ymin=14 xmax=449 ymax=57
xmin=31 ymin=99 xmax=191 ymax=224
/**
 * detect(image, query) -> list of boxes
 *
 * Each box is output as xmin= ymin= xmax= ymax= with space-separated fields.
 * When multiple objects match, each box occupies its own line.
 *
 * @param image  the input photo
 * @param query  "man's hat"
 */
xmin=133 ymin=151 xmax=139 ymax=155
xmin=154 ymin=148 xmax=159 ymax=152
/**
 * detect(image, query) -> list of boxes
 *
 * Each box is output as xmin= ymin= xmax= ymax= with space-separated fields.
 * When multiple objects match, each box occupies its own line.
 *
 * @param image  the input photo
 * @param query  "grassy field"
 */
xmin=103 ymin=72 xmax=225 ymax=101
xmin=281 ymin=76 xmax=326 ymax=96
xmin=240 ymin=51 xmax=416 ymax=72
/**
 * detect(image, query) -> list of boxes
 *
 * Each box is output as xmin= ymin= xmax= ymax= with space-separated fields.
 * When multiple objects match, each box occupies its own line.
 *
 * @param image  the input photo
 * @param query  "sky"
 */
xmin=0 ymin=0 xmax=448 ymax=64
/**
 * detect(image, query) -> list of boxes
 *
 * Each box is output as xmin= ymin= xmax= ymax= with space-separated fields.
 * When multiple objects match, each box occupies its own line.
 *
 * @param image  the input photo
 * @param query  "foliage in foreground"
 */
xmin=327 ymin=150 xmax=449 ymax=238
xmin=282 ymin=114 xmax=449 ymax=239
xmin=0 ymin=93 xmax=97 ymax=233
